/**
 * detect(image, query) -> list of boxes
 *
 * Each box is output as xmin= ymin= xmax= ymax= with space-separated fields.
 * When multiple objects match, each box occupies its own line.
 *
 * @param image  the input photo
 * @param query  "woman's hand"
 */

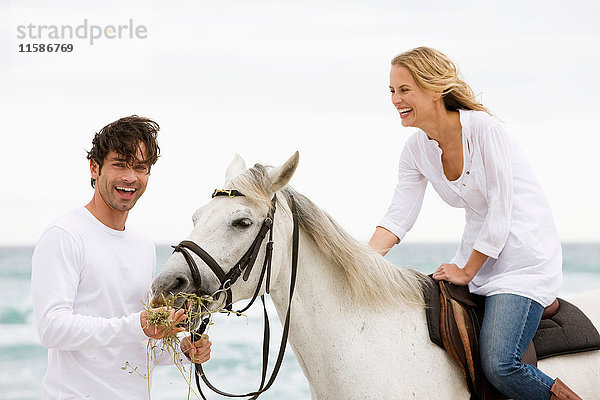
xmin=433 ymin=263 xmax=472 ymax=286
xmin=181 ymin=335 xmax=212 ymax=364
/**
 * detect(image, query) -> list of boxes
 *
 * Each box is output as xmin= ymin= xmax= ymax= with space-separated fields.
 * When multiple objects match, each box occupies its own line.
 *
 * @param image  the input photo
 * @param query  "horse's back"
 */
xmin=537 ymin=289 xmax=600 ymax=399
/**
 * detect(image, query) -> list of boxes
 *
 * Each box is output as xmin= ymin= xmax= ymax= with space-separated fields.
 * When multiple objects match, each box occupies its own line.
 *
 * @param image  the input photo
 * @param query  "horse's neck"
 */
xmin=267 ymin=231 xmax=454 ymax=397
xmin=270 ymin=229 xmax=356 ymax=323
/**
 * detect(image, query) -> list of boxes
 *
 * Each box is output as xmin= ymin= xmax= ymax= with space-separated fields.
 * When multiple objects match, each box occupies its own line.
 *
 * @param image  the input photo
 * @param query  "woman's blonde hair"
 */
xmin=391 ymin=47 xmax=490 ymax=114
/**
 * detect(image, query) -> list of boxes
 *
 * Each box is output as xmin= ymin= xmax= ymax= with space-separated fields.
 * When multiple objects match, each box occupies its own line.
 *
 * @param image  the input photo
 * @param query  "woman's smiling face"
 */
xmin=389 ymin=64 xmax=439 ymax=129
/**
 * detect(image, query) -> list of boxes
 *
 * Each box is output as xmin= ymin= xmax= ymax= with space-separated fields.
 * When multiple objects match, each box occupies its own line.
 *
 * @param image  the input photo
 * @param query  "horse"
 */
xmin=151 ymin=152 xmax=600 ymax=399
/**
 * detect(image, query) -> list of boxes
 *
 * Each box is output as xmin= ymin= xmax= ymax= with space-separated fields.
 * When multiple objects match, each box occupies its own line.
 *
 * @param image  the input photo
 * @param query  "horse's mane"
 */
xmin=230 ymin=163 xmax=428 ymax=310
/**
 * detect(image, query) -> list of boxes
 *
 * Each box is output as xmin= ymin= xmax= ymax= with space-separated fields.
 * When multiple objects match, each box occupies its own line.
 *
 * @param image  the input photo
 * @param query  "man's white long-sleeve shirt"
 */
xmin=379 ymin=110 xmax=562 ymax=306
xmin=32 ymin=207 xmax=170 ymax=399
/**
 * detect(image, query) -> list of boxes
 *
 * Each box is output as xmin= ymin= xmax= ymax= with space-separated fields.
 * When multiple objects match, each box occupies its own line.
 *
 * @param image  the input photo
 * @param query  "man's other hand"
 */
xmin=181 ymin=334 xmax=212 ymax=364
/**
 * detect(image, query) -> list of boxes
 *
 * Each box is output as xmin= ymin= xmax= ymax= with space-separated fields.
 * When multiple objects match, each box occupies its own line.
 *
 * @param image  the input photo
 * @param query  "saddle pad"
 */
xmin=533 ymin=298 xmax=600 ymax=360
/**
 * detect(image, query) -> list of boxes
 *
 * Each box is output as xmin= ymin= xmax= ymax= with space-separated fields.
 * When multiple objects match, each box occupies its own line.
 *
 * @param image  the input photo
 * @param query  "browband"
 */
xmin=212 ymin=189 xmax=245 ymax=198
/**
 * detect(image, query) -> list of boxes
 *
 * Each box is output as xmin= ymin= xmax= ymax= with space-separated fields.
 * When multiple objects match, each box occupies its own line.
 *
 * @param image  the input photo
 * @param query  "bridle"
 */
xmin=171 ymin=188 xmax=300 ymax=399
xmin=173 ymin=189 xmax=277 ymax=313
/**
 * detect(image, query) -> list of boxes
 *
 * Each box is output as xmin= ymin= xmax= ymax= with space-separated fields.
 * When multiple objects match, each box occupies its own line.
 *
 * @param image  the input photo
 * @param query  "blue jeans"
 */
xmin=480 ymin=294 xmax=555 ymax=400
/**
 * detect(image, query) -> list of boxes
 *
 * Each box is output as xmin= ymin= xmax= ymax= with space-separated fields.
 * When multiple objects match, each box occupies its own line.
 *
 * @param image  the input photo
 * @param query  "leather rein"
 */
xmin=171 ymin=189 xmax=300 ymax=399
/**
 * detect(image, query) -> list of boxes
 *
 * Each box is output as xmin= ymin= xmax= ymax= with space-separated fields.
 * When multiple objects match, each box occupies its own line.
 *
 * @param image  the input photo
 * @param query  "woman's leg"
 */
xmin=479 ymin=293 xmax=555 ymax=400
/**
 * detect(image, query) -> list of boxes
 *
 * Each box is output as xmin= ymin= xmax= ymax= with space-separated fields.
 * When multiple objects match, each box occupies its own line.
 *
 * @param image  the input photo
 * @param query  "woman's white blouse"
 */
xmin=379 ymin=110 xmax=562 ymax=306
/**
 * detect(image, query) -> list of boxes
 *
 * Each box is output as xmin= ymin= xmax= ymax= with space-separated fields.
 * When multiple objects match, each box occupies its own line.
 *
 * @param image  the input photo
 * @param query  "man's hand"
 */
xmin=140 ymin=308 xmax=187 ymax=339
xmin=433 ymin=263 xmax=472 ymax=286
xmin=181 ymin=335 xmax=212 ymax=364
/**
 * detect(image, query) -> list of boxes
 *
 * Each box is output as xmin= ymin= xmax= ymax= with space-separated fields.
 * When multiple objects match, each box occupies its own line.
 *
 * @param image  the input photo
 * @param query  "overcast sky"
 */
xmin=1 ymin=0 xmax=599 ymax=246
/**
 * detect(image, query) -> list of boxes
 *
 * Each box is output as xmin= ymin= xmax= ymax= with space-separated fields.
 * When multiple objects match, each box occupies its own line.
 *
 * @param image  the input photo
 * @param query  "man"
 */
xmin=31 ymin=116 xmax=211 ymax=399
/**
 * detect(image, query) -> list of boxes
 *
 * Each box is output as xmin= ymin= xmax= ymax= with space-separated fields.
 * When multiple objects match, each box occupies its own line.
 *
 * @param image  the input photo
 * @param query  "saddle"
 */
xmin=423 ymin=276 xmax=600 ymax=400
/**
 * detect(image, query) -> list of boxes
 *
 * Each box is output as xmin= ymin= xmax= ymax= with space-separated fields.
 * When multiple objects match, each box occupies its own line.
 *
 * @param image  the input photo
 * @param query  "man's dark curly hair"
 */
xmin=86 ymin=115 xmax=160 ymax=188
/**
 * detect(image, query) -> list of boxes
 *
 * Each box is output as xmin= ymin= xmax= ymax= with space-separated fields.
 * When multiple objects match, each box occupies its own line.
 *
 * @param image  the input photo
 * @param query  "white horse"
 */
xmin=151 ymin=152 xmax=600 ymax=399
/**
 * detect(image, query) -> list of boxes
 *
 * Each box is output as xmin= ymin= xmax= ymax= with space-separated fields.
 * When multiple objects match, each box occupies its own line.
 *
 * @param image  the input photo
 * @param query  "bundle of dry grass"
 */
xmin=124 ymin=292 xmax=246 ymax=399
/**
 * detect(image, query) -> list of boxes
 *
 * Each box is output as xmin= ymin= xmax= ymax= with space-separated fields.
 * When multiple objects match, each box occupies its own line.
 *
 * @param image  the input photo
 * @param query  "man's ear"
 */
xmin=90 ymin=160 xmax=99 ymax=178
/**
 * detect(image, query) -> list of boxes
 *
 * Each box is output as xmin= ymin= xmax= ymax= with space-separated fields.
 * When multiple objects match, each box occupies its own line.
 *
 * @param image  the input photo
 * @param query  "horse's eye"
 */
xmin=232 ymin=218 xmax=253 ymax=228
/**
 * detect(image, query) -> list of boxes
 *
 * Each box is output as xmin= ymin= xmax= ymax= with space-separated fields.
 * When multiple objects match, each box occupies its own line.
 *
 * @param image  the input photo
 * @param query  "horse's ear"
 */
xmin=225 ymin=154 xmax=247 ymax=183
xmin=268 ymin=151 xmax=299 ymax=192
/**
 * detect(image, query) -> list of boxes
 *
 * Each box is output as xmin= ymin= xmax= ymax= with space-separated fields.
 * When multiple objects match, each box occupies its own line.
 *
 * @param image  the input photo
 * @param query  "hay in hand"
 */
xmin=145 ymin=307 xmax=171 ymax=327
xmin=124 ymin=292 xmax=247 ymax=399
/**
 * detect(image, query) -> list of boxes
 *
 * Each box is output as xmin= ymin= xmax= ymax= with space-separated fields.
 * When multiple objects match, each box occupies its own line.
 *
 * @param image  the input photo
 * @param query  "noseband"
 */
xmin=171 ymin=189 xmax=300 ymax=400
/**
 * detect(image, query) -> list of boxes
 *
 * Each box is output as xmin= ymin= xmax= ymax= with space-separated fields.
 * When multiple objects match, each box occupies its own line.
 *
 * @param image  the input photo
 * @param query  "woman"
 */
xmin=368 ymin=47 xmax=580 ymax=400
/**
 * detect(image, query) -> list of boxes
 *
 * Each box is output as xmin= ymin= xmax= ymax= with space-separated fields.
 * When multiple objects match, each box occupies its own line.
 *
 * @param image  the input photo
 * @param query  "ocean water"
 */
xmin=1 ymin=243 xmax=599 ymax=399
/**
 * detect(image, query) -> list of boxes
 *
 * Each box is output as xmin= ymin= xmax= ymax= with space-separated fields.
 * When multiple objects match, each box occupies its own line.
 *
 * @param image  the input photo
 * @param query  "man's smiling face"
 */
xmin=91 ymin=143 xmax=150 ymax=212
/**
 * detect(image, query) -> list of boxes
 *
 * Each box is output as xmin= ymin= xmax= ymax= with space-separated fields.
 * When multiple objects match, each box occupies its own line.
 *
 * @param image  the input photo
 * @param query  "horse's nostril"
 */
xmin=168 ymin=276 xmax=190 ymax=295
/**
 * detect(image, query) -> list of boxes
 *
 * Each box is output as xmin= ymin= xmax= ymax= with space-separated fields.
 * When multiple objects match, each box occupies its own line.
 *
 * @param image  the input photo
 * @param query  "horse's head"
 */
xmin=151 ymin=152 xmax=299 ymax=329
